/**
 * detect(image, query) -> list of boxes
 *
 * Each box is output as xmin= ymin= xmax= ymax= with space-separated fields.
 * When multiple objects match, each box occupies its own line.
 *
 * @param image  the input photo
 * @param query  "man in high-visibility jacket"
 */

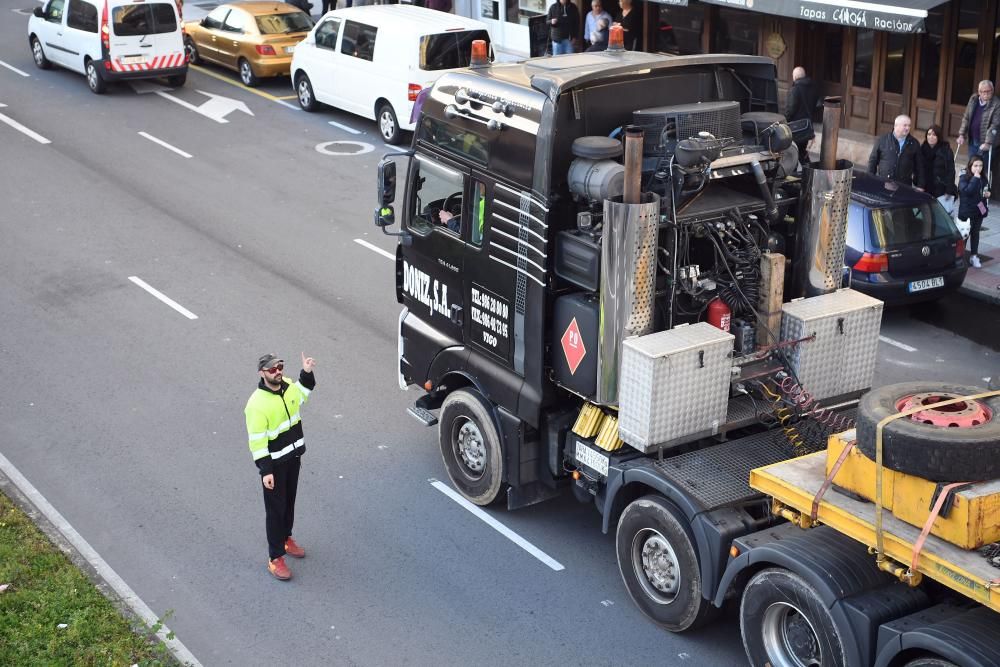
xmin=245 ymin=352 xmax=317 ymax=580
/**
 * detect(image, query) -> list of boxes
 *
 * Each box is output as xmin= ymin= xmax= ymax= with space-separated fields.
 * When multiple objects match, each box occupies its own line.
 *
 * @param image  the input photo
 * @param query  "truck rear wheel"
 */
xmin=740 ymin=568 xmax=846 ymax=667
xmin=439 ymin=389 xmax=504 ymax=506
xmin=904 ymin=658 xmax=958 ymax=667
xmin=616 ymin=495 xmax=716 ymax=632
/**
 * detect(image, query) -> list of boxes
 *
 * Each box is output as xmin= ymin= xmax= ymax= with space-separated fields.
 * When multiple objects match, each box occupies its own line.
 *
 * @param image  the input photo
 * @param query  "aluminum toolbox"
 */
xmin=780 ymin=289 xmax=883 ymax=401
xmin=618 ymin=322 xmax=734 ymax=452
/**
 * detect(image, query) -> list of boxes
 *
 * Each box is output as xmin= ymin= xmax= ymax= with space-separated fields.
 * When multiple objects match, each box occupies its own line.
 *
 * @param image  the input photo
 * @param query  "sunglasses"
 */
xmin=264 ymin=364 xmax=284 ymax=374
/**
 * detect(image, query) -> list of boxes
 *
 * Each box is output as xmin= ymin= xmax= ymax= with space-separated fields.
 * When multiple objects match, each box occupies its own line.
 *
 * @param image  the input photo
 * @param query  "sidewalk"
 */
xmin=961 ymin=213 xmax=1000 ymax=304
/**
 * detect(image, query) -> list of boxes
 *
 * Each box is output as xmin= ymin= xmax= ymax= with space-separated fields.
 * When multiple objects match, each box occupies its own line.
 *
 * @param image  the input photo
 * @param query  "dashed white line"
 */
xmin=276 ymin=99 xmax=300 ymax=111
xmin=138 ymin=131 xmax=192 ymax=158
xmin=128 ymin=276 xmax=198 ymax=320
xmin=0 ymin=103 xmax=50 ymax=144
xmin=328 ymin=120 xmax=361 ymax=134
xmin=879 ymin=335 xmax=917 ymax=352
xmin=354 ymin=238 xmax=395 ymax=261
xmin=0 ymin=451 xmax=202 ymax=667
xmin=430 ymin=479 xmax=565 ymax=571
xmin=0 ymin=60 xmax=29 ymax=77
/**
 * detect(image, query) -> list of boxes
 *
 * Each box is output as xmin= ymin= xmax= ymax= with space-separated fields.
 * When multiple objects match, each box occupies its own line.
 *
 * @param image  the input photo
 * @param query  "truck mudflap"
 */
xmin=717 ymin=523 xmax=929 ymax=667
xmin=874 ymin=603 xmax=1000 ymax=667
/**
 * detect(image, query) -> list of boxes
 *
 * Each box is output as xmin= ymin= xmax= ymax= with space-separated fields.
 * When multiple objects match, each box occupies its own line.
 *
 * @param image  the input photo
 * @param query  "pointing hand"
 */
xmin=301 ymin=352 xmax=316 ymax=373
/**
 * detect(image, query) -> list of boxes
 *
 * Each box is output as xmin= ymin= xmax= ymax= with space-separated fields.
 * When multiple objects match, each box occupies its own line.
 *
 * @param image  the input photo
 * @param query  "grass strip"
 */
xmin=0 ymin=491 xmax=172 ymax=666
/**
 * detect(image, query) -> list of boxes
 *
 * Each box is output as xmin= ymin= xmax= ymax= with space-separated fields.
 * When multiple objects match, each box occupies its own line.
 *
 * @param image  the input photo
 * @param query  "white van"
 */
xmin=28 ymin=0 xmax=187 ymax=94
xmin=290 ymin=5 xmax=490 ymax=144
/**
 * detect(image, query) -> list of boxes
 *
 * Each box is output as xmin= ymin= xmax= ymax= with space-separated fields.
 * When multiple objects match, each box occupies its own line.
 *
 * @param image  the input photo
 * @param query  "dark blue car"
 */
xmin=846 ymin=172 xmax=967 ymax=304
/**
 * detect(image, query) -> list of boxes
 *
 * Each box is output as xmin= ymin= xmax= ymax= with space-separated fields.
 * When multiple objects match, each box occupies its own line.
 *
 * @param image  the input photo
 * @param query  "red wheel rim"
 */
xmin=895 ymin=392 xmax=993 ymax=428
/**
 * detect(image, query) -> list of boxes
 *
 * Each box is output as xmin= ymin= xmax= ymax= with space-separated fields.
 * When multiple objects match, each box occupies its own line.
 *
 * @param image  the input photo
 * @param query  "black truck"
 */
xmin=373 ymin=45 xmax=1000 ymax=666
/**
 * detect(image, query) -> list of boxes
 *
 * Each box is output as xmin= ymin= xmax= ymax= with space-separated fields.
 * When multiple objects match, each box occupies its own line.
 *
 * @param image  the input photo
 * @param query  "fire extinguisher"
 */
xmin=707 ymin=297 xmax=731 ymax=332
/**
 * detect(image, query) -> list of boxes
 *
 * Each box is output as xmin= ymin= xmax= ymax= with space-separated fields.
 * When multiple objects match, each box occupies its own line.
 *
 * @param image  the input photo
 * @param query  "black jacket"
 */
xmin=920 ymin=141 xmax=957 ymax=198
xmin=785 ymin=77 xmax=817 ymax=125
xmin=867 ymin=132 xmax=925 ymax=188
xmin=959 ymin=173 xmax=988 ymax=220
xmin=548 ymin=1 xmax=579 ymax=42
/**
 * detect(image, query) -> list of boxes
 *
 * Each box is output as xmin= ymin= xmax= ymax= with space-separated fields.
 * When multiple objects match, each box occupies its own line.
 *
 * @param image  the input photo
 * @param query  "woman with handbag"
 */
xmin=959 ymin=154 xmax=991 ymax=268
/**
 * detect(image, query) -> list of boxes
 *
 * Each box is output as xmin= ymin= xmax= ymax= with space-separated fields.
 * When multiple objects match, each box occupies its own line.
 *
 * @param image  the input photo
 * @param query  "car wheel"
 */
xmin=167 ymin=73 xmax=186 ymax=87
xmin=85 ymin=59 xmax=107 ymax=94
xmin=296 ymin=73 xmax=318 ymax=112
xmin=616 ymin=495 xmax=717 ymax=632
xmin=184 ymin=37 xmax=199 ymax=65
xmin=855 ymin=382 xmax=1000 ymax=481
xmin=740 ymin=568 xmax=847 ymax=667
xmin=31 ymin=37 xmax=51 ymax=70
xmin=377 ymin=102 xmax=402 ymax=145
xmin=438 ymin=389 xmax=505 ymax=506
xmin=239 ymin=58 xmax=258 ymax=87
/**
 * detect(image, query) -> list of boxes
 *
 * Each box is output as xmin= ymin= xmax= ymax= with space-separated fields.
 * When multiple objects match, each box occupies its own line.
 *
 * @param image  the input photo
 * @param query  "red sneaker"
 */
xmin=284 ymin=537 xmax=305 ymax=558
xmin=268 ymin=556 xmax=292 ymax=580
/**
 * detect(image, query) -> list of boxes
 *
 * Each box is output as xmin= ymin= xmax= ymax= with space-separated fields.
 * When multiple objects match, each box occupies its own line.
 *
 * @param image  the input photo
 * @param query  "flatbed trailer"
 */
xmin=710 ymin=432 xmax=1000 ymax=667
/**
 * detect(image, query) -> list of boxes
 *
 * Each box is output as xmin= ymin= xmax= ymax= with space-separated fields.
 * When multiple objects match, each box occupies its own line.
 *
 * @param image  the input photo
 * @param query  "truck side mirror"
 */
xmin=378 ymin=159 xmax=397 ymax=207
xmin=374 ymin=205 xmax=395 ymax=228
xmin=33 ymin=6 xmax=44 ymax=16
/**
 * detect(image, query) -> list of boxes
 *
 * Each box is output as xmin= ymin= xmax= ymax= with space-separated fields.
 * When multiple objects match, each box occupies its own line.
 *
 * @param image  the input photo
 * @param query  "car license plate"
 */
xmin=284 ymin=46 xmax=295 ymax=54
xmin=908 ymin=276 xmax=944 ymax=293
xmin=575 ymin=439 xmax=609 ymax=477
xmin=121 ymin=55 xmax=145 ymax=64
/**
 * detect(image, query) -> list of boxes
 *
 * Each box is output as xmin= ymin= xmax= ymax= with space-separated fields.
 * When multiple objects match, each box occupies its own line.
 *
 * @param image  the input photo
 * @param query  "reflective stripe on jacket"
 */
xmin=245 ymin=371 xmax=315 ymax=475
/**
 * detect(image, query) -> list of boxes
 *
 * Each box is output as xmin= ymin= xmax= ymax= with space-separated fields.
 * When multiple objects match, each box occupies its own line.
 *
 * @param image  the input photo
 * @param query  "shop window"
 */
xmin=506 ymin=0 xmax=545 ymax=26
xmin=657 ymin=5 xmax=704 ymax=55
xmin=917 ymin=8 xmax=944 ymax=100
xmin=883 ymin=33 xmax=906 ymax=95
xmin=712 ymin=8 xmax=758 ymax=56
xmin=853 ymin=29 xmax=874 ymax=89
xmin=951 ymin=0 xmax=979 ymax=106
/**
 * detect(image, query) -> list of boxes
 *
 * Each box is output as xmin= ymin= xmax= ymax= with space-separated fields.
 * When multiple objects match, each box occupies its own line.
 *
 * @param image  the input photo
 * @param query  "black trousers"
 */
xmin=795 ymin=139 xmax=811 ymax=166
xmin=970 ymin=214 xmax=984 ymax=255
xmin=262 ymin=457 xmax=300 ymax=560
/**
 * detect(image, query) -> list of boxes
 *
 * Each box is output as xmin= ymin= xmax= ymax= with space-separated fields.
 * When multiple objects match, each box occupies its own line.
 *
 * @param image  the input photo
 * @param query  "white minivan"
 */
xmin=28 ymin=0 xmax=187 ymax=94
xmin=290 ymin=5 xmax=490 ymax=144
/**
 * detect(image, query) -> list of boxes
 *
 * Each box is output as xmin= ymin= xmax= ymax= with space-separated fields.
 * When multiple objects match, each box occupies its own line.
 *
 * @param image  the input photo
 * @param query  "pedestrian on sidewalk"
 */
xmin=584 ymin=0 xmax=611 ymax=49
xmin=958 ymin=154 xmax=990 ymax=269
xmin=921 ymin=124 xmax=958 ymax=207
xmin=615 ymin=0 xmax=641 ymax=51
xmin=867 ymin=114 xmax=925 ymax=191
xmin=547 ymin=0 xmax=580 ymax=55
xmin=957 ymin=80 xmax=1000 ymax=162
xmin=245 ymin=352 xmax=317 ymax=580
xmin=785 ymin=66 xmax=818 ymax=168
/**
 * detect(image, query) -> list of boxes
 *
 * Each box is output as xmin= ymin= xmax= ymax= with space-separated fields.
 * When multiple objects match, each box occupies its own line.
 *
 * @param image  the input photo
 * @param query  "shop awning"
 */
xmin=654 ymin=0 xmax=950 ymax=34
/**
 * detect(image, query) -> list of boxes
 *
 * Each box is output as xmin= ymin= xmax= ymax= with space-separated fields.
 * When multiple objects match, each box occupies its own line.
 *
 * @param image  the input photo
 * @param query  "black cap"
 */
xmin=257 ymin=353 xmax=283 ymax=372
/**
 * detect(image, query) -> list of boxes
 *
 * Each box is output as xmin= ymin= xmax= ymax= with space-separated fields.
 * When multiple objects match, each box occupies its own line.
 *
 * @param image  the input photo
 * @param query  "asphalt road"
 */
xmin=2 ymin=3 xmax=999 ymax=665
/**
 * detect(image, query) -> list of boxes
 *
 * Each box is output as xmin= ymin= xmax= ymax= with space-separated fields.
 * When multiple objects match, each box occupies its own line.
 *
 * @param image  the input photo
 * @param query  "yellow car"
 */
xmin=184 ymin=2 xmax=314 ymax=86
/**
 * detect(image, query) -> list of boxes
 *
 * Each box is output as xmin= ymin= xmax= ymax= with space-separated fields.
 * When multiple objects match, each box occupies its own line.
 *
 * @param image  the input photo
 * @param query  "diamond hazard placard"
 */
xmin=561 ymin=317 xmax=587 ymax=375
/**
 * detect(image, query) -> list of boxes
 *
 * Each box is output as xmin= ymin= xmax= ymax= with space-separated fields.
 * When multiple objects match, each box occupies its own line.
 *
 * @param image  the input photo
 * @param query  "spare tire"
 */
xmin=856 ymin=382 xmax=1000 ymax=481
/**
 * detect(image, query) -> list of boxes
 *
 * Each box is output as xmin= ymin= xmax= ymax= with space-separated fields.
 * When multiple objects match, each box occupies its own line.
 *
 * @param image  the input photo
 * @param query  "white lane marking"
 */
xmin=0 ymin=451 xmax=202 ymax=667
xmin=430 ymin=479 xmax=565 ymax=571
xmin=276 ymin=99 xmax=300 ymax=111
xmin=0 ymin=103 xmax=50 ymax=144
xmin=354 ymin=238 xmax=394 ymax=261
xmin=316 ymin=140 xmax=374 ymax=156
xmin=328 ymin=120 xmax=361 ymax=134
xmin=138 ymin=131 xmax=192 ymax=159
xmin=0 ymin=60 xmax=30 ymax=77
xmin=879 ymin=335 xmax=917 ymax=352
xmin=128 ymin=276 xmax=198 ymax=320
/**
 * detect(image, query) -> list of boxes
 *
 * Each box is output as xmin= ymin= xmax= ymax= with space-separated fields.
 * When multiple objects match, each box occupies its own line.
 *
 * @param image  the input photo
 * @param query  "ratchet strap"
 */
xmin=909 ymin=481 xmax=972 ymax=575
xmin=811 ymin=439 xmax=857 ymax=523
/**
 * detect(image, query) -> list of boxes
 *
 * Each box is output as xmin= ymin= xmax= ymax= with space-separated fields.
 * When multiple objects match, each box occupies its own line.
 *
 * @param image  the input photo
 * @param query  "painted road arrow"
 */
xmin=128 ymin=82 xmax=254 ymax=124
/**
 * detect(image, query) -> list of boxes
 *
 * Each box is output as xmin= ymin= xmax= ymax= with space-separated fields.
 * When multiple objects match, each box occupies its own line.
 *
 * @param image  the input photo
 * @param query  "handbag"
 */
xmin=978 ymin=200 xmax=988 ymax=216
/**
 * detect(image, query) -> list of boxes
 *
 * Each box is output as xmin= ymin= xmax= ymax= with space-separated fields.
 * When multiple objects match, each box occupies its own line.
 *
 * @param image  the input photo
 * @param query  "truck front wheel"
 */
xmin=616 ymin=495 xmax=716 ymax=632
xmin=439 ymin=389 xmax=504 ymax=506
xmin=740 ymin=568 xmax=846 ymax=667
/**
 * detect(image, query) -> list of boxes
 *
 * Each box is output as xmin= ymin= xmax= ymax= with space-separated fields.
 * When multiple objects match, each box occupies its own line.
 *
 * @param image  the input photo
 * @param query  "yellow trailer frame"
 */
xmin=750 ymin=390 xmax=1000 ymax=614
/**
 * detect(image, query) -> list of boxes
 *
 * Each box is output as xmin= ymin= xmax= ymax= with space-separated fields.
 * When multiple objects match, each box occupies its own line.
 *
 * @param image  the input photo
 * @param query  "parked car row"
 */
xmin=27 ymin=0 xmax=490 ymax=145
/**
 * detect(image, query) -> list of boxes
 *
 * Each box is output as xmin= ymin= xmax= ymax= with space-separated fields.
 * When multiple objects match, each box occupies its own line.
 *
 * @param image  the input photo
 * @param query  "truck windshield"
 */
xmin=419 ymin=30 xmax=490 ymax=71
xmin=869 ymin=201 xmax=957 ymax=248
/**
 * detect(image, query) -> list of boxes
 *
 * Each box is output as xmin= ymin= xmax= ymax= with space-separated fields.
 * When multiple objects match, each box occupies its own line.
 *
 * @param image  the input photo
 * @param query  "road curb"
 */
xmin=0 ymin=454 xmax=201 ymax=667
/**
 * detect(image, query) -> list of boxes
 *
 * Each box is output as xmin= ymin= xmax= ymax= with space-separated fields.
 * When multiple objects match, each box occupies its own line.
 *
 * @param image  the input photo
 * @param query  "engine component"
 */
xmin=731 ymin=318 xmax=755 ymax=355
xmin=569 ymin=158 xmax=626 ymax=201
xmin=780 ymin=289 xmax=883 ymax=401
xmin=555 ymin=230 xmax=602 ymax=292
xmin=618 ymin=322 xmax=735 ymax=452
xmin=793 ymin=159 xmax=853 ymax=297
xmin=571 ymin=135 xmax=623 ymax=160
xmin=632 ymin=101 xmax=741 ymax=157
xmin=706 ymin=297 xmax=731 ymax=332
xmin=675 ymin=134 xmax=726 ymax=168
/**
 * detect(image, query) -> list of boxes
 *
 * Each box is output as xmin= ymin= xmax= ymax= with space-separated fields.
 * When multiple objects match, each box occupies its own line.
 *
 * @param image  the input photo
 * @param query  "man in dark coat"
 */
xmin=547 ymin=0 xmax=580 ymax=55
xmin=957 ymin=80 xmax=1000 ymax=160
xmin=785 ymin=66 xmax=817 ymax=166
xmin=867 ymin=114 xmax=925 ymax=190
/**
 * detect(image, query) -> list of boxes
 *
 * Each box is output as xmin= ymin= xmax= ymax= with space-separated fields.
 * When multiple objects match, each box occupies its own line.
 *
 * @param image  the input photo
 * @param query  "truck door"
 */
xmin=399 ymin=154 xmax=467 ymax=343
